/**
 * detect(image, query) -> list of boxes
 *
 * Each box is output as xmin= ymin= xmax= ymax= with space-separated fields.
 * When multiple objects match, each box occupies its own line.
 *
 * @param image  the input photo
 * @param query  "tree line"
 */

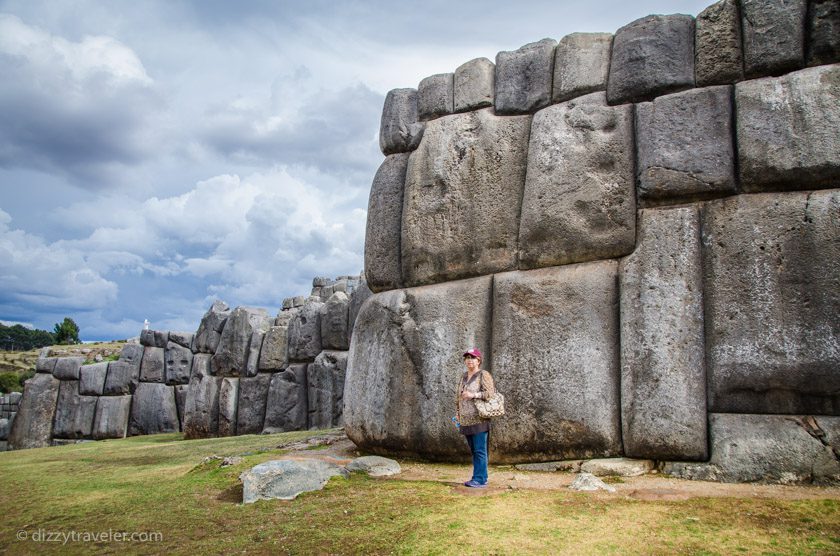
xmin=0 ymin=318 xmax=80 ymax=351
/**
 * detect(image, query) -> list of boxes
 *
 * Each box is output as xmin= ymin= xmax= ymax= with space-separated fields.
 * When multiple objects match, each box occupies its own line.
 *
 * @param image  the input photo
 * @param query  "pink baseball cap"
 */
xmin=463 ymin=348 xmax=483 ymax=359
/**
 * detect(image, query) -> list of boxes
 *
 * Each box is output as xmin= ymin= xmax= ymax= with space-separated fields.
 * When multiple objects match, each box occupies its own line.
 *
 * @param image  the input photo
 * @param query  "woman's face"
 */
xmin=464 ymin=354 xmax=480 ymax=372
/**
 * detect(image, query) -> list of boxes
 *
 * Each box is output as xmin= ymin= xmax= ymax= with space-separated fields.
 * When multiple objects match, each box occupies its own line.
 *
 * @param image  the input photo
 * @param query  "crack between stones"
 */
xmin=786 ymin=415 xmax=840 ymax=462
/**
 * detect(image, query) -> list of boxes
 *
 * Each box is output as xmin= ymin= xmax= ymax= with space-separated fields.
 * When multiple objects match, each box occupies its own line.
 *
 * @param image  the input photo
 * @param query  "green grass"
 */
xmin=1 ymin=432 xmax=839 ymax=555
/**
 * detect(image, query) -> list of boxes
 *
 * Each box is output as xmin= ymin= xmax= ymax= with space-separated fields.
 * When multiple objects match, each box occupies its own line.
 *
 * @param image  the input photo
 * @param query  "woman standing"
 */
xmin=455 ymin=347 xmax=496 ymax=488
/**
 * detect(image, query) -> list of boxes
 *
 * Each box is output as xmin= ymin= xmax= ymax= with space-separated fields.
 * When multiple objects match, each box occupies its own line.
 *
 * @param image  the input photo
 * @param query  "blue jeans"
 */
xmin=465 ymin=431 xmax=489 ymax=484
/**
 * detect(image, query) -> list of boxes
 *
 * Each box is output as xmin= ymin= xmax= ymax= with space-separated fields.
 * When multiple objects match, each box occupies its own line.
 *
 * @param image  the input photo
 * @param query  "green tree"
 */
xmin=53 ymin=317 xmax=80 ymax=345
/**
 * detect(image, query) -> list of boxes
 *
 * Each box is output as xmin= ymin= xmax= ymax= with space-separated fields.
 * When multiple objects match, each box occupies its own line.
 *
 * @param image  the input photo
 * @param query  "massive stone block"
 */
xmin=320 ymin=292 xmax=350 ymax=351
xmin=129 ymin=383 xmax=179 ymax=435
xmin=740 ymin=0 xmax=806 ymax=78
xmin=79 ymin=362 xmax=108 ymax=396
xmin=244 ymin=331 xmax=265 ymax=377
xmin=454 ymin=57 xmax=494 ymax=112
xmin=218 ymin=377 xmax=239 ymax=437
xmin=364 ymin=153 xmax=409 ymax=292
xmin=607 ymin=14 xmax=695 ymax=104
xmin=348 ymin=278 xmax=373 ymax=347
xmin=287 ymin=299 xmax=324 ymax=361
xmin=552 ymin=33 xmax=612 ymax=103
xmin=174 ymin=384 xmax=188 ymax=430
xmin=211 ymin=307 xmax=270 ymax=376
xmin=8 ymin=373 xmax=60 ymax=449
xmin=139 ymin=346 xmax=165 ymax=383
xmin=91 ymin=396 xmax=131 ymax=440
xmin=263 ymin=365 xmax=308 ymax=433
xmin=194 ymin=300 xmax=230 ymax=354
xmin=695 ymin=0 xmax=744 ymax=86
xmin=808 ymin=0 xmax=840 ymax=66
xmin=702 ymin=191 xmax=840 ymax=414
xmin=495 ymin=38 xmax=557 ymax=115
xmin=102 ymin=361 xmax=138 ymax=396
xmin=344 ymin=276 xmax=492 ymax=460
xmin=118 ymin=343 xmax=144 ymax=374
xmin=401 ymin=108 xmax=530 ymax=287
xmin=418 ymin=73 xmax=454 ymax=121
xmin=52 ymin=357 xmax=84 ymax=381
xmin=635 ymin=85 xmax=735 ymax=204
xmin=519 ymin=92 xmax=635 ymax=269
xmin=257 ymin=325 xmax=289 ymax=371
xmin=619 ymin=207 xmax=707 ymax=460
xmin=35 ymin=357 xmax=56 ymax=373
xmin=315 ymin=350 xmax=348 ymax=427
xmin=182 ymin=355 xmax=221 ymax=439
xmin=164 ymin=342 xmax=193 ymax=385
xmin=736 ymin=64 xmax=840 ymax=192
xmin=140 ymin=329 xmax=169 ymax=348
xmin=491 ymin=262 xmax=621 ymax=461
xmin=52 ymin=380 xmax=97 ymax=439
xmin=665 ymin=414 xmax=840 ymax=484
xmin=379 ymin=88 xmax=425 ymax=155
xmin=235 ymin=374 xmax=271 ymax=435
xmin=168 ymin=331 xmax=194 ymax=349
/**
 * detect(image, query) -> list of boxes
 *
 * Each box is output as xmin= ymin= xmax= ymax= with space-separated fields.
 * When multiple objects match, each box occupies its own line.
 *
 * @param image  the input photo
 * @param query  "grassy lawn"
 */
xmin=1 ymin=431 xmax=839 ymax=555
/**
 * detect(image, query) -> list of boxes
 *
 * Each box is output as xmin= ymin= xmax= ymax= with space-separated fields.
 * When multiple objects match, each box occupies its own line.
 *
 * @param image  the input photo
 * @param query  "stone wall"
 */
xmin=9 ymin=275 xmax=372 ymax=450
xmin=0 ymin=392 xmax=21 ymax=451
xmin=349 ymin=0 xmax=840 ymax=483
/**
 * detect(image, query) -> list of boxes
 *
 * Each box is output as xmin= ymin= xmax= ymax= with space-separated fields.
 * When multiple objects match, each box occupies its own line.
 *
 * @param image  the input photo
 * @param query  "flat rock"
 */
xmin=364 ymin=153 xmax=409 ymax=293
xmin=741 ymin=0 xmax=806 ymax=78
xmin=218 ymin=377 xmax=239 ymax=436
xmin=417 ymin=73 xmax=453 ymax=121
xmin=808 ymin=0 xmax=840 ymax=66
xmin=263 ymin=365 xmax=308 ymax=433
xmin=287 ymin=299 xmax=324 ymax=362
xmin=580 ymin=458 xmax=654 ymax=477
xmin=101 ymin=360 xmax=139 ymax=396
xmin=552 ymin=32 xmax=612 ymax=103
xmin=79 ymin=362 xmax=108 ymax=396
xmin=379 ymin=88 xmax=425 ymax=155
xmin=240 ymin=459 xmax=348 ymax=503
xmin=257 ymin=325 xmax=289 ymax=371
xmin=165 ymin=342 xmax=193 ymax=385
xmin=235 ymin=374 xmax=271 ymax=435
xmin=194 ymin=300 xmax=231 ymax=354
xmin=495 ymin=38 xmax=556 ymax=115
xmin=182 ymin=355 xmax=221 ymax=439
xmin=52 ymin=380 xmax=97 ymax=439
xmin=128 ymin=382 xmax=179 ymax=435
xmin=695 ymin=0 xmax=744 ymax=86
xmin=139 ymin=347 xmax=165 ymax=383
xmin=91 ymin=395 xmax=131 ymax=440
xmin=519 ymin=92 xmax=635 ymax=269
xmin=8 ymin=373 xmax=60 ymax=449
xmin=569 ymin=473 xmax=616 ymax=492
xmin=514 ymin=461 xmax=583 ymax=473
xmin=454 ymin=57 xmax=494 ymax=112
xmin=401 ymin=108 xmax=530 ymax=287
xmin=346 ymin=456 xmax=401 ymax=477
xmin=52 ymin=357 xmax=85 ymax=380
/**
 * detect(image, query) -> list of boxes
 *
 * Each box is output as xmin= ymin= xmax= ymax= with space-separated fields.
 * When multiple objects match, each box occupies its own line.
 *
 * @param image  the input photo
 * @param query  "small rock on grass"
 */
xmin=346 ymin=456 xmax=401 ymax=477
xmin=569 ymin=473 xmax=616 ymax=493
xmin=240 ymin=459 xmax=348 ymax=503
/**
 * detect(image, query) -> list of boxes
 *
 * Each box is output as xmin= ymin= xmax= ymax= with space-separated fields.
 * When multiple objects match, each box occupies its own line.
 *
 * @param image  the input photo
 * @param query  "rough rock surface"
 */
xmin=569 ymin=473 xmax=616 ymax=492
xmin=129 ymin=383 xmax=179 ymax=435
xmin=52 ymin=380 xmax=97 ymax=439
xmin=519 ymin=92 xmax=634 ymax=269
xmin=140 ymin=329 xmax=169 ymax=348
xmin=118 ymin=343 xmax=144 ymax=374
xmin=417 ymin=73 xmax=454 ymax=121
xmin=139 ymin=347 xmax=165 ymax=383
xmin=740 ymin=0 xmax=806 ymax=78
xmin=168 ymin=331 xmax=194 ymax=349
xmin=258 ymin=325 xmax=289 ymax=371
xmin=635 ymin=85 xmax=735 ymax=203
xmin=607 ymin=14 xmax=695 ymax=104
xmin=79 ymin=362 xmax=108 ymax=396
xmin=364 ymin=153 xmax=409 ymax=292
xmin=552 ymin=33 xmax=612 ymax=103
xmin=9 ymin=373 xmax=60 ymax=448
xmin=736 ymin=64 xmax=840 ymax=192
xmin=320 ymin=292 xmax=350 ymax=351
xmin=52 ymin=357 xmax=84 ymax=381
xmin=314 ymin=350 xmax=348 ymax=427
xmin=175 ymin=384 xmax=188 ymax=430
xmin=620 ymin=207 xmax=707 ymax=460
xmin=514 ymin=461 xmax=583 ymax=473
xmin=287 ymin=300 xmax=324 ymax=361
xmin=702 ymin=191 xmax=840 ymax=414
xmin=346 ymin=456 xmax=401 ymax=476
xmin=102 ymin=361 xmax=138 ymax=396
xmin=182 ymin=355 xmax=221 ymax=439
xmin=193 ymin=300 xmax=231 ymax=354
xmin=240 ymin=459 xmax=348 ymax=503
xmin=495 ymin=38 xmax=556 ymax=115
xmin=580 ymin=458 xmax=655 ymax=477
xmin=92 ymin=396 xmax=131 ymax=440
xmin=244 ymin=331 xmax=265 ymax=377
xmin=695 ymin=0 xmax=744 ymax=86
xmin=35 ymin=357 xmax=57 ymax=373
xmin=401 ymin=108 xmax=530 ymax=287
xmin=491 ymin=262 xmax=621 ymax=461
xmin=379 ymin=88 xmax=425 ymax=155
xmin=454 ymin=57 xmax=494 ymax=112
xmin=212 ymin=307 xmax=270 ymax=376
xmin=165 ymin=342 xmax=193 ymax=385
xmin=808 ymin=0 xmax=840 ymax=66
xmin=235 ymin=374 xmax=271 ymax=435
xmin=263 ymin=365 xmax=308 ymax=433
xmin=345 ymin=277 xmax=492 ymax=460
xmin=348 ymin=279 xmax=373 ymax=346
xmin=218 ymin=377 xmax=239 ymax=436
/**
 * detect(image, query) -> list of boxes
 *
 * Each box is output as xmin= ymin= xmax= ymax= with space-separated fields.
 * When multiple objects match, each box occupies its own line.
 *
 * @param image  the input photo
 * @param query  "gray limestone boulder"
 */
xmin=348 ymin=278 xmax=373 ymax=347
xmin=8 ymin=373 xmax=60 ymax=449
xmin=52 ymin=380 xmax=97 ymax=439
xmin=345 ymin=276 xmax=492 ymax=461
xmin=808 ymin=0 xmax=840 ymax=66
xmin=128 ymin=382 xmax=179 ymax=435
xmin=35 ymin=357 xmax=56 ymax=373
xmin=741 ymin=0 xmax=806 ymax=78
xmin=313 ymin=350 xmax=348 ymax=427
xmin=635 ymin=85 xmax=735 ymax=204
xmin=240 ymin=459 xmax=348 ymax=503
xmin=495 ymin=39 xmax=557 ymax=115
xmin=401 ymin=108 xmax=530 ymax=287
xmin=139 ymin=346 xmax=165 ymax=383
xmin=454 ymin=57 xmax=494 ymax=112
xmin=695 ymin=0 xmax=744 ymax=86
xmin=257 ymin=325 xmax=289 ymax=371
xmin=211 ymin=307 xmax=271 ymax=376
xmin=91 ymin=396 xmax=131 ymax=440
xmin=102 ymin=361 xmax=139 ymax=396
xmin=418 ymin=73 xmax=454 ymax=121
xmin=168 ymin=331 xmax=194 ymax=349
xmin=79 ymin=362 xmax=108 ymax=396
xmin=118 ymin=343 xmax=144 ymax=374
xmin=194 ymin=300 xmax=231 ymax=354
xmin=664 ymin=414 xmax=840 ymax=484
xmin=52 ymin=357 xmax=85 ymax=380
xmin=320 ymin=292 xmax=350 ymax=351
xmin=569 ymin=473 xmax=616 ymax=492
xmin=580 ymin=458 xmax=654 ymax=477
xmin=607 ymin=14 xmax=695 ymax=104
xmin=552 ymin=33 xmax=612 ymax=103
xmin=379 ymin=88 xmax=425 ymax=155
xmin=244 ymin=331 xmax=265 ymax=377
xmin=175 ymin=384 xmax=188 ymax=430
xmin=235 ymin=374 xmax=271 ymax=435
xmin=0 ymin=418 xmax=9 ymax=441
xmin=736 ymin=64 xmax=840 ymax=192
xmin=491 ymin=262 xmax=621 ymax=461
xmin=218 ymin=377 xmax=239 ymax=436
xmin=346 ymin=456 xmax=401 ymax=477
xmin=263 ymin=364 xmax=308 ymax=433
xmin=307 ymin=361 xmax=332 ymax=430
xmin=164 ymin=342 xmax=193 ymax=385
xmin=620 ymin=207 xmax=707 ymax=461
xmin=519 ymin=92 xmax=635 ymax=269
xmin=287 ymin=299 xmax=324 ymax=362
xmin=702 ymin=191 xmax=840 ymax=414
xmin=364 ymin=153 xmax=409 ymax=293
xmin=182 ymin=355 xmax=221 ymax=439
xmin=140 ymin=329 xmax=169 ymax=348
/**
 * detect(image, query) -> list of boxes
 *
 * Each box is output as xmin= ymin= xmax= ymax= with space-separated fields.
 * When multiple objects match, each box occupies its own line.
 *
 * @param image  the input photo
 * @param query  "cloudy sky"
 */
xmin=0 ymin=0 xmax=711 ymax=340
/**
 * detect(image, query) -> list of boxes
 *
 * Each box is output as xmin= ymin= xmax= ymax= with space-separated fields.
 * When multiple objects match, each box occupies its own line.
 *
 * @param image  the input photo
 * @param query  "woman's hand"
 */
xmin=460 ymin=390 xmax=474 ymax=401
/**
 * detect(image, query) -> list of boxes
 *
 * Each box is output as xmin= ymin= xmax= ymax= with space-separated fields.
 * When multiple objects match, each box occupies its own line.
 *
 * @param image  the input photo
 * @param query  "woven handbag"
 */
xmin=475 ymin=372 xmax=505 ymax=418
